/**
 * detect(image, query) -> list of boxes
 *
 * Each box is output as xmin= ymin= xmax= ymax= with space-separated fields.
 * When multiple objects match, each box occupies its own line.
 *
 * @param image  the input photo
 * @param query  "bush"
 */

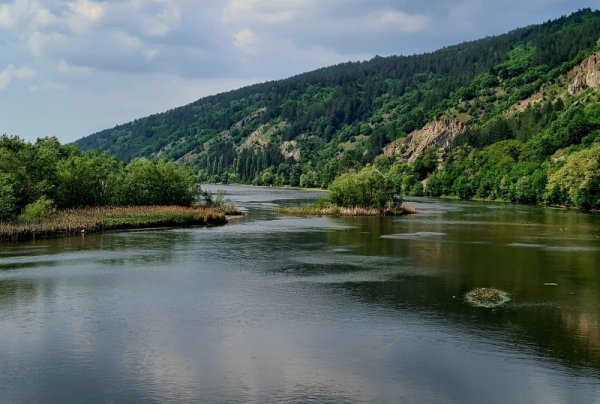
xmin=328 ymin=166 xmax=399 ymax=209
xmin=19 ymin=196 xmax=56 ymax=222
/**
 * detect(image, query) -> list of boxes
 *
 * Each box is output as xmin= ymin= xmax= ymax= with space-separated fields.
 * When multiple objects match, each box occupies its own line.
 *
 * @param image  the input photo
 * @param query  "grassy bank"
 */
xmin=0 ymin=206 xmax=227 ymax=242
xmin=273 ymin=202 xmax=417 ymax=217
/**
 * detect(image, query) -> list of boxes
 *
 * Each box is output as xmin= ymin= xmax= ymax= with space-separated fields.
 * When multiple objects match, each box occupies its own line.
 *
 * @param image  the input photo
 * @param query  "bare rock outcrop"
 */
xmin=512 ymin=51 xmax=600 ymax=113
xmin=384 ymin=119 xmax=467 ymax=163
xmin=280 ymin=140 xmax=300 ymax=161
xmin=234 ymin=107 xmax=267 ymax=129
xmin=568 ymin=52 xmax=600 ymax=94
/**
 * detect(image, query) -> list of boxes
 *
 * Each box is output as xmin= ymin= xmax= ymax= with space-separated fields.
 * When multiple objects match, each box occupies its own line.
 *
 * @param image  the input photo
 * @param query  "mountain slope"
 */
xmin=77 ymin=9 xmax=600 ymax=201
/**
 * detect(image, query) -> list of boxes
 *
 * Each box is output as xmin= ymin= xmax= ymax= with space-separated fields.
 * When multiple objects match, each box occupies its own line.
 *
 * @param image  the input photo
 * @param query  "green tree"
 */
xmin=544 ymin=144 xmax=600 ymax=209
xmin=329 ymin=166 xmax=398 ymax=209
xmin=0 ymin=173 xmax=16 ymax=220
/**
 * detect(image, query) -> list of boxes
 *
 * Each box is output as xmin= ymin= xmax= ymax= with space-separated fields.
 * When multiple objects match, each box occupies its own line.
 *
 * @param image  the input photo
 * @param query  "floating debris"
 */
xmin=465 ymin=288 xmax=511 ymax=308
xmin=543 ymin=283 xmax=558 ymax=286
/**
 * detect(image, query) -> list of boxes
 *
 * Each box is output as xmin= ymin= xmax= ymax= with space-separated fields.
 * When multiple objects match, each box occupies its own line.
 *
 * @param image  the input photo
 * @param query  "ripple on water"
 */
xmin=508 ymin=243 xmax=599 ymax=252
xmin=381 ymin=232 xmax=446 ymax=240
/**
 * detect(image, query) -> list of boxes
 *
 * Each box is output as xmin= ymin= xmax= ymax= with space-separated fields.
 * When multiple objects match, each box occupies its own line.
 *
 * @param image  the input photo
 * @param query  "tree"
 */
xmin=544 ymin=144 xmax=600 ymax=209
xmin=329 ymin=166 xmax=398 ymax=209
xmin=0 ymin=173 xmax=16 ymax=220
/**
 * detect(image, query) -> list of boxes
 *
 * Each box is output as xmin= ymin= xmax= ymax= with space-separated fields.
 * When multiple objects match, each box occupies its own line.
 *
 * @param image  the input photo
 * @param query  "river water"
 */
xmin=1 ymin=185 xmax=599 ymax=403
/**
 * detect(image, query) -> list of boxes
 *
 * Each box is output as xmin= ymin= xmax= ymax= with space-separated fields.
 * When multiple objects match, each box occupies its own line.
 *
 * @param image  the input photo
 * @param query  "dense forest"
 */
xmin=0 ymin=136 xmax=199 ymax=221
xmin=77 ymin=9 xmax=600 ymax=209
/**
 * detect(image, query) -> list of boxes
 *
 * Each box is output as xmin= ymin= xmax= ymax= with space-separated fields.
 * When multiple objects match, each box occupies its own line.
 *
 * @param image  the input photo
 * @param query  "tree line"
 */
xmin=0 ymin=136 xmax=199 ymax=221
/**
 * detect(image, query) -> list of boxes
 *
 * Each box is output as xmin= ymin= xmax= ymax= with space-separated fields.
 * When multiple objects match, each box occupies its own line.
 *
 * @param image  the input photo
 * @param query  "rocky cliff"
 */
xmin=384 ymin=119 xmax=468 ymax=163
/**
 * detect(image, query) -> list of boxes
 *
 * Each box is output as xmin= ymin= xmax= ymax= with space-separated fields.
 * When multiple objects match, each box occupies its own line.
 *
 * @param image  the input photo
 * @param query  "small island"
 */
xmin=465 ymin=288 xmax=511 ymax=308
xmin=274 ymin=166 xmax=417 ymax=216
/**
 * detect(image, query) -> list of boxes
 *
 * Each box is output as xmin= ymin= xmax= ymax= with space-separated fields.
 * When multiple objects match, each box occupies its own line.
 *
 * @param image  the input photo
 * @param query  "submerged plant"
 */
xmin=465 ymin=287 xmax=511 ymax=308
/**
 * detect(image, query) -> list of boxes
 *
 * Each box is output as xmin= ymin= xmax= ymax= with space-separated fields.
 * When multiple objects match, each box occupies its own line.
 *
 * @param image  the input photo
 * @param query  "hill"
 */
xmin=77 ymin=9 xmax=600 ymax=209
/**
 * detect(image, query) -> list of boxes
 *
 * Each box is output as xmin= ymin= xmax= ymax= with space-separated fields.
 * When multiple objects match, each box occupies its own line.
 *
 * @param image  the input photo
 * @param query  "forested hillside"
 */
xmin=78 ymin=9 xmax=600 ymax=209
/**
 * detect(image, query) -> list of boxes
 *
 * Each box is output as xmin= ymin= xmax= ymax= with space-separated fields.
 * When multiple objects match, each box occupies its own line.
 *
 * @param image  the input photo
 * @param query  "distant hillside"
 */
xmin=77 ymin=9 xmax=600 ymax=208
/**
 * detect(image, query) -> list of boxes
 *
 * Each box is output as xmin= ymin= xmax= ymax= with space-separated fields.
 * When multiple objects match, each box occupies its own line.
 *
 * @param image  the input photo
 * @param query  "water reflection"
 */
xmin=0 ymin=186 xmax=599 ymax=402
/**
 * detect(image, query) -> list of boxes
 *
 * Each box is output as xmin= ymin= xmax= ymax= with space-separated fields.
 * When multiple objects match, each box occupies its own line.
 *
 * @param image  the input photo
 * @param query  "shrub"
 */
xmin=19 ymin=196 xmax=56 ymax=222
xmin=328 ymin=166 xmax=399 ymax=209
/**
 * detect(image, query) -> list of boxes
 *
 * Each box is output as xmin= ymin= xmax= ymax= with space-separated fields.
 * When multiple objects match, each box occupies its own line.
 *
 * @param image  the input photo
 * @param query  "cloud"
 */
xmin=223 ymin=0 xmax=318 ymax=24
xmin=67 ymin=0 xmax=104 ymax=32
xmin=376 ymin=10 xmax=431 ymax=32
xmin=233 ymin=29 xmax=260 ymax=55
xmin=0 ymin=64 xmax=36 ymax=91
xmin=69 ymin=0 xmax=103 ymax=22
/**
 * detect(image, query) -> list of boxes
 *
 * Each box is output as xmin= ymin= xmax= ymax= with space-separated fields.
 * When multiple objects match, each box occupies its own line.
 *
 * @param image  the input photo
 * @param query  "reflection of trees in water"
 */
xmin=97 ymin=230 xmax=197 ymax=267
xmin=0 ymin=279 xmax=56 ymax=307
xmin=341 ymin=275 xmax=600 ymax=375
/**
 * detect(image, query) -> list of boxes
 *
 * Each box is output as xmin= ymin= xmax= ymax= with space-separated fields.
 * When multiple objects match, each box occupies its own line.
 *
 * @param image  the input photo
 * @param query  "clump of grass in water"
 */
xmin=273 ymin=200 xmax=417 ymax=217
xmin=465 ymin=287 xmax=511 ymax=308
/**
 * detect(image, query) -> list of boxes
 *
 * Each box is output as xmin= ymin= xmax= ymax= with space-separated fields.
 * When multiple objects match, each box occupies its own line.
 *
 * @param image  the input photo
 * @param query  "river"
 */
xmin=1 ymin=185 xmax=599 ymax=403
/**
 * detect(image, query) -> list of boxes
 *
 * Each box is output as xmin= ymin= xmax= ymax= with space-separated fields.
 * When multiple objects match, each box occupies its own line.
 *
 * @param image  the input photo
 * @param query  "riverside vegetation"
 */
xmin=274 ymin=165 xmax=417 ymax=216
xmin=78 ymin=9 xmax=600 ymax=210
xmin=0 ymin=136 xmax=228 ymax=242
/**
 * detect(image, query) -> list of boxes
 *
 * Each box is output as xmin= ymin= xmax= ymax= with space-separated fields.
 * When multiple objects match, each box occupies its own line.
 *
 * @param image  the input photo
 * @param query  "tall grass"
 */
xmin=273 ymin=202 xmax=417 ymax=217
xmin=0 ymin=206 xmax=226 ymax=242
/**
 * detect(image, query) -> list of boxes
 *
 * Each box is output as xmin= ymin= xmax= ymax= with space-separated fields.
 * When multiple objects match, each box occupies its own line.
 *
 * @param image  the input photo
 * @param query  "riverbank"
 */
xmin=0 ymin=206 xmax=227 ymax=242
xmin=273 ymin=202 xmax=417 ymax=217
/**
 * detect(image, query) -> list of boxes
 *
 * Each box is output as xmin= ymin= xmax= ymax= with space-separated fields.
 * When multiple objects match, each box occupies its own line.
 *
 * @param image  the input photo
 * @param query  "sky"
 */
xmin=0 ymin=0 xmax=597 ymax=143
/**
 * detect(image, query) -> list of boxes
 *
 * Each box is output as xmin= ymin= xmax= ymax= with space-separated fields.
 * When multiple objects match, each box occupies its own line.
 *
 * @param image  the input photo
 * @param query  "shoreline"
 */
xmin=0 ymin=206 xmax=228 ymax=243
xmin=273 ymin=203 xmax=417 ymax=217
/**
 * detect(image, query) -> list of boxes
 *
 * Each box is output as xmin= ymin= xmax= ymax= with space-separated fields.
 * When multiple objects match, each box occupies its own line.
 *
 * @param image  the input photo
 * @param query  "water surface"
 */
xmin=1 ymin=185 xmax=599 ymax=403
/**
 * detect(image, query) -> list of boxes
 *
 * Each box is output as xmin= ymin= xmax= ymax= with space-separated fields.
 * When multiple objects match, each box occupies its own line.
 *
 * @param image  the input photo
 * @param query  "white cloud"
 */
xmin=223 ymin=0 xmax=318 ymax=24
xmin=69 ymin=0 xmax=103 ymax=21
xmin=377 ymin=10 xmax=431 ymax=32
xmin=233 ymin=29 xmax=260 ymax=55
xmin=27 ymin=30 xmax=67 ymax=57
xmin=29 ymin=80 xmax=64 ymax=92
xmin=139 ymin=1 xmax=181 ymax=37
xmin=56 ymin=60 xmax=92 ymax=76
xmin=112 ymin=30 xmax=143 ymax=50
xmin=0 ymin=5 xmax=11 ymax=28
xmin=67 ymin=0 xmax=104 ymax=32
xmin=0 ymin=64 xmax=36 ymax=91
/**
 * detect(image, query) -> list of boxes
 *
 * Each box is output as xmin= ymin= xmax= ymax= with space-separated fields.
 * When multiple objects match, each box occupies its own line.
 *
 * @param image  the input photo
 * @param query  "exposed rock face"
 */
xmin=234 ymin=107 xmax=266 ymax=129
xmin=280 ymin=140 xmax=300 ymax=161
xmin=240 ymin=125 xmax=270 ymax=151
xmin=384 ymin=119 xmax=467 ymax=163
xmin=239 ymin=121 xmax=290 ymax=152
xmin=568 ymin=52 xmax=600 ymax=94
xmin=512 ymin=51 xmax=600 ymax=113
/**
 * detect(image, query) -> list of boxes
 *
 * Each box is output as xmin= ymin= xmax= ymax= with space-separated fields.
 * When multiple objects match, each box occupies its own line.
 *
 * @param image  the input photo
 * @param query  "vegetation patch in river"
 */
xmin=0 ymin=206 xmax=227 ymax=242
xmin=273 ymin=204 xmax=414 ymax=217
xmin=465 ymin=288 xmax=511 ymax=308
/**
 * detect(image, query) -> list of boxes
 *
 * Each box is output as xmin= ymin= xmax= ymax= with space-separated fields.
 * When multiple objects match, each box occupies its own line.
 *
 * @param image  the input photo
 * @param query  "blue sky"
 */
xmin=0 ymin=0 xmax=597 ymax=142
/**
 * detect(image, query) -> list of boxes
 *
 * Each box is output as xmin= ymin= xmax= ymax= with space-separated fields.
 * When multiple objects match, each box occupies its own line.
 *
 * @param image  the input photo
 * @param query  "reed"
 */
xmin=0 ymin=206 xmax=227 ymax=242
xmin=273 ymin=202 xmax=417 ymax=217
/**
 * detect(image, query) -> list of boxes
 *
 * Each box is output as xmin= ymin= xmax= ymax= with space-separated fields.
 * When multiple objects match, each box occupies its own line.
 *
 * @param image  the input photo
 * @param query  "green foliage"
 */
xmin=495 ymin=44 xmax=535 ymax=79
xmin=55 ymin=152 xmax=120 ymax=208
xmin=0 ymin=173 xmax=16 ymax=220
xmin=328 ymin=166 xmax=399 ymax=209
xmin=75 ymin=10 xmax=600 ymax=192
xmin=19 ymin=196 xmax=56 ymax=223
xmin=0 ymin=135 xmax=202 ymax=220
xmin=545 ymin=144 xmax=600 ymax=209
xmin=111 ymin=158 xmax=199 ymax=206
